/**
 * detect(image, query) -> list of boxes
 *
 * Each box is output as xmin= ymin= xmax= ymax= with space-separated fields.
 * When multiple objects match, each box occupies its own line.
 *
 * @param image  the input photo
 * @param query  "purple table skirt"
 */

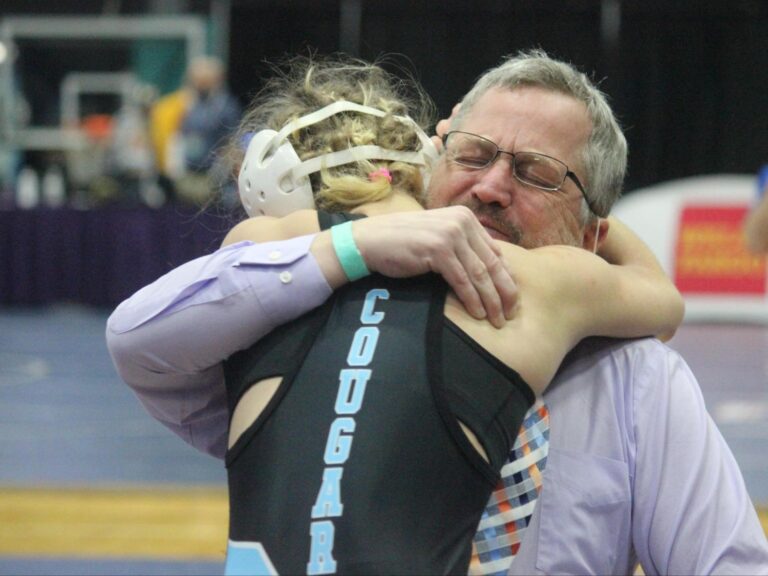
xmin=0 ymin=205 xmax=232 ymax=306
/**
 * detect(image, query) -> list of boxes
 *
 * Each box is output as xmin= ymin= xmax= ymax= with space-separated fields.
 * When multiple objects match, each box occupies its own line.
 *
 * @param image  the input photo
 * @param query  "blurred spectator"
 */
xmin=150 ymin=56 xmax=241 ymax=205
xmin=150 ymin=83 xmax=187 ymax=185
xmin=180 ymin=57 xmax=241 ymax=173
xmin=743 ymin=165 xmax=768 ymax=254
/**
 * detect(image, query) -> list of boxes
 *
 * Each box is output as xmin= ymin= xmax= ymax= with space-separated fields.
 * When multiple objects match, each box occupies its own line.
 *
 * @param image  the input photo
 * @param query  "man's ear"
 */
xmin=431 ymin=103 xmax=463 ymax=150
xmin=582 ymin=217 xmax=610 ymax=253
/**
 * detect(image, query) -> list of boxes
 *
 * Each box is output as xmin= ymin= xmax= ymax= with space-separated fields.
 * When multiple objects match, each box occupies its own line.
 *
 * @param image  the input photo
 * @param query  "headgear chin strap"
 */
xmin=237 ymin=100 xmax=439 ymax=217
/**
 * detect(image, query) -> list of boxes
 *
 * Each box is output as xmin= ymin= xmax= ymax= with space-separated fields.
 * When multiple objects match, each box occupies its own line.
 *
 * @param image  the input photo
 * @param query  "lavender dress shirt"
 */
xmin=106 ymin=237 xmax=768 ymax=575
xmin=509 ymin=336 xmax=768 ymax=575
xmin=106 ymin=235 xmax=331 ymax=457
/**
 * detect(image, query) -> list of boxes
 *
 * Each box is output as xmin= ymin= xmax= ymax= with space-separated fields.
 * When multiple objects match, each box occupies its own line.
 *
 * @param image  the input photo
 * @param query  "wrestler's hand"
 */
xmin=353 ymin=206 xmax=518 ymax=328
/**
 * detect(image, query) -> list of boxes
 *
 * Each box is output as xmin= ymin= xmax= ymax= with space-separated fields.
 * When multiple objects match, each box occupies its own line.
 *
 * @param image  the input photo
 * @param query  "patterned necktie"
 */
xmin=469 ymin=399 xmax=550 ymax=576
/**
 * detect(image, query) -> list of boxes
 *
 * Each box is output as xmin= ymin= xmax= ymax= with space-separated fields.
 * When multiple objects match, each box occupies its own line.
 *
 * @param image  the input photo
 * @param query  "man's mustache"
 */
xmin=454 ymin=197 xmax=522 ymax=245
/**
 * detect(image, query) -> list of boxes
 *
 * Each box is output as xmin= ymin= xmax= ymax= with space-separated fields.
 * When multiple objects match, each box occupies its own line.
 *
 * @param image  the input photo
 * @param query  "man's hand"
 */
xmin=353 ymin=206 xmax=518 ymax=328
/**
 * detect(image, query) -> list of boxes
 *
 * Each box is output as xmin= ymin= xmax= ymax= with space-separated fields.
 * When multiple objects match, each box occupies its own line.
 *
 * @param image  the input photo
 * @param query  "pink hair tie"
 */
xmin=368 ymin=167 xmax=392 ymax=183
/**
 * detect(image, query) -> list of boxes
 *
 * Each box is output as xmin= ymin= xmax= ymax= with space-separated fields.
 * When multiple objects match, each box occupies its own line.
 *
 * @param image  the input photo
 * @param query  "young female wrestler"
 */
xmin=219 ymin=56 xmax=684 ymax=575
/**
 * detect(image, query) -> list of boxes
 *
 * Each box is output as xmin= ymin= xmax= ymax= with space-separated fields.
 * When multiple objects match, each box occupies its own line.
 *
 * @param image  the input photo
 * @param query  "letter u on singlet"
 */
xmin=335 ymin=369 xmax=371 ymax=415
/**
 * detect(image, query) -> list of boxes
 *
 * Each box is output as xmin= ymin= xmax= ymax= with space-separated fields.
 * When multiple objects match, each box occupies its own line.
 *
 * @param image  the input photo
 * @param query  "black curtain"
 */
xmin=229 ymin=0 xmax=768 ymax=194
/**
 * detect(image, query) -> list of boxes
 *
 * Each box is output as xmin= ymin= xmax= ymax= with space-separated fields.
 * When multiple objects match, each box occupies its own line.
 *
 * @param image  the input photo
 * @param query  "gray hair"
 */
xmin=453 ymin=49 xmax=626 ymax=219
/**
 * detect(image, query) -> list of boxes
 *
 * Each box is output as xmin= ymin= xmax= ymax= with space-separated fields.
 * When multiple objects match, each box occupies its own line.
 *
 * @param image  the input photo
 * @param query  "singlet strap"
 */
xmin=317 ymin=210 xmax=365 ymax=229
xmin=441 ymin=318 xmax=534 ymax=471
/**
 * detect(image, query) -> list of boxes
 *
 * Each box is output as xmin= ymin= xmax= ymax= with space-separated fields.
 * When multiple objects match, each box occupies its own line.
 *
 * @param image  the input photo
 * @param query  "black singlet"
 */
xmin=223 ymin=212 xmax=534 ymax=575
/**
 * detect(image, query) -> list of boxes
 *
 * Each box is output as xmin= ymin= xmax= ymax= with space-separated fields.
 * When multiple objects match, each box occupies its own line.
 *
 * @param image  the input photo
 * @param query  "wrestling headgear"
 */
xmin=237 ymin=100 xmax=438 ymax=217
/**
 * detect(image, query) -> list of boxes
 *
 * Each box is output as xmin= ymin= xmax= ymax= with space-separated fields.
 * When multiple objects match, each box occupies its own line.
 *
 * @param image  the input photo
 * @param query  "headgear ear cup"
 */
xmin=237 ymin=130 xmax=315 ymax=217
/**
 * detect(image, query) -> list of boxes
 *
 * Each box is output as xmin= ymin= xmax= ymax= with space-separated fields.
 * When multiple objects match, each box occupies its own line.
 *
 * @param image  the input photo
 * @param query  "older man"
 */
xmin=107 ymin=50 xmax=768 ymax=574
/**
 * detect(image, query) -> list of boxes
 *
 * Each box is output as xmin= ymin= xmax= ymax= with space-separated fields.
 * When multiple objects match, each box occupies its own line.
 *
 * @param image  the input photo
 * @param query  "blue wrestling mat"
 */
xmin=0 ymin=305 xmax=766 ymax=574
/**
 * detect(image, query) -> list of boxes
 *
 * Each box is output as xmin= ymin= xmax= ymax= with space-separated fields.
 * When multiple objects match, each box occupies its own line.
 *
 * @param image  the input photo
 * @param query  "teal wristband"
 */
xmin=331 ymin=221 xmax=370 ymax=281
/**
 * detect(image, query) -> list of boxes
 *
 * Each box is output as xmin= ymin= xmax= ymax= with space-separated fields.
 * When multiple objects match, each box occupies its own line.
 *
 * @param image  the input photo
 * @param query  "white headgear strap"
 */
xmin=238 ymin=100 xmax=438 ymax=217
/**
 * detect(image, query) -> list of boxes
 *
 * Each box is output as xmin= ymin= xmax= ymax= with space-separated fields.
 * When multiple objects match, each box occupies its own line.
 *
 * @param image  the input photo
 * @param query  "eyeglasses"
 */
xmin=442 ymin=131 xmax=597 ymax=215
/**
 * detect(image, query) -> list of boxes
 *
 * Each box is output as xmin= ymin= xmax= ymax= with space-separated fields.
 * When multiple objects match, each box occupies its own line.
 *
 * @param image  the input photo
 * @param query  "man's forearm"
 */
xmin=106 ymin=235 xmax=333 ymax=458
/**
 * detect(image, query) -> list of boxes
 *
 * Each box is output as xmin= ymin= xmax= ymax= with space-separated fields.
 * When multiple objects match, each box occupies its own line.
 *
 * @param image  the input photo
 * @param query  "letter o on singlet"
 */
xmin=346 ymin=326 xmax=379 ymax=367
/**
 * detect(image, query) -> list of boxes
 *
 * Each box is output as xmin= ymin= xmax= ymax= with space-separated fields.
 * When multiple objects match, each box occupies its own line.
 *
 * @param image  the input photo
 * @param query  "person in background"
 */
xmin=107 ymin=50 xmax=768 ymax=575
xmin=149 ymin=81 xmax=187 ymax=181
xmin=149 ymin=56 xmax=241 ymax=204
xmin=743 ymin=165 xmax=768 ymax=254
xmin=179 ymin=57 xmax=241 ymax=174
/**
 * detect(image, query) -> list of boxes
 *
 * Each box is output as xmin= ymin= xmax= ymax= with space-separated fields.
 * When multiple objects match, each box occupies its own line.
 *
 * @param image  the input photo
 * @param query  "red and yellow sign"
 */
xmin=674 ymin=204 xmax=766 ymax=295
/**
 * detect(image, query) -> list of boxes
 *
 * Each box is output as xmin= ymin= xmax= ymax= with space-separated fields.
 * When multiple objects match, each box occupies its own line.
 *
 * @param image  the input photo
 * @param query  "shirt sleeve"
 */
xmin=631 ymin=346 xmax=768 ymax=575
xmin=105 ymin=234 xmax=333 ymax=460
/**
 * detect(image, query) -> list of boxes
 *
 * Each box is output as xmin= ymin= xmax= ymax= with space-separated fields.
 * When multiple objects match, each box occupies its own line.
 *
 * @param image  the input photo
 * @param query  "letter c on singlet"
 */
xmin=360 ymin=288 xmax=389 ymax=325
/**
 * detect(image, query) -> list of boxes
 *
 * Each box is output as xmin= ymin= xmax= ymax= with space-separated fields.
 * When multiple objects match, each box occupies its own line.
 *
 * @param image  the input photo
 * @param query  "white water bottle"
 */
xmin=16 ymin=166 xmax=39 ymax=209
xmin=42 ymin=165 xmax=66 ymax=207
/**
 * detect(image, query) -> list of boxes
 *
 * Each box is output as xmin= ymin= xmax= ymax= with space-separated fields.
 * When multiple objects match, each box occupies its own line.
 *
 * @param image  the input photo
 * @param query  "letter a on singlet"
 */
xmin=311 ymin=467 xmax=344 ymax=518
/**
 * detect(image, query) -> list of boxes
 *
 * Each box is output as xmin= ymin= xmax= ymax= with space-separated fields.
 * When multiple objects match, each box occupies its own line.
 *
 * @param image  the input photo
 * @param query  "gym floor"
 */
xmin=1 ymin=304 xmax=766 ymax=575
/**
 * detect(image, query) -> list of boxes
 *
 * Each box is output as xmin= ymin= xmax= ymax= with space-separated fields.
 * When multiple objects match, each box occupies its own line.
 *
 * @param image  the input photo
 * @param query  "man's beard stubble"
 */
xmin=450 ymin=196 xmax=585 ymax=248
xmin=452 ymin=197 xmax=523 ymax=246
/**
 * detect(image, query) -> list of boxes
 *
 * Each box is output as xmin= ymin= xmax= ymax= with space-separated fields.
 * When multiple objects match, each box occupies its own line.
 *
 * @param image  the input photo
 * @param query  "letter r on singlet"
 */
xmin=360 ymin=288 xmax=389 ymax=324
xmin=307 ymin=520 xmax=337 ymax=575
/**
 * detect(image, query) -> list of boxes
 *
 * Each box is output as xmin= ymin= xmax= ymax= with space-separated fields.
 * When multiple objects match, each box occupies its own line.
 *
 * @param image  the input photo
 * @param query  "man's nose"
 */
xmin=471 ymin=158 xmax=516 ymax=208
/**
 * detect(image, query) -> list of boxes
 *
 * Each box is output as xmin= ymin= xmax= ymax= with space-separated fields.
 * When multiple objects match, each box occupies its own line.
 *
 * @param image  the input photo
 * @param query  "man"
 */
xmin=151 ymin=56 xmax=242 ymax=204
xmin=107 ymin=50 xmax=768 ymax=574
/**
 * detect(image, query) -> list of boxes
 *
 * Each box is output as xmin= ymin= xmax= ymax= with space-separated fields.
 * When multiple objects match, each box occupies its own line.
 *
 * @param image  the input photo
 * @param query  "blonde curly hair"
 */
xmin=228 ymin=54 xmax=437 ymax=211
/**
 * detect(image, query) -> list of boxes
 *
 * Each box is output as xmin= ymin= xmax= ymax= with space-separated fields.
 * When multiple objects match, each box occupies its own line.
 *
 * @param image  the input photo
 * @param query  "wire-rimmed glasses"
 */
xmin=442 ymin=130 xmax=597 ymax=215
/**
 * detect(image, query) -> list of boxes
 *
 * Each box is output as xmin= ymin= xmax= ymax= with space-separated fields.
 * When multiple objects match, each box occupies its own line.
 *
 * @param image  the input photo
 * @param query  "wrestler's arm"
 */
xmin=527 ymin=216 xmax=684 ymax=342
xmin=591 ymin=217 xmax=684 ymax=341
